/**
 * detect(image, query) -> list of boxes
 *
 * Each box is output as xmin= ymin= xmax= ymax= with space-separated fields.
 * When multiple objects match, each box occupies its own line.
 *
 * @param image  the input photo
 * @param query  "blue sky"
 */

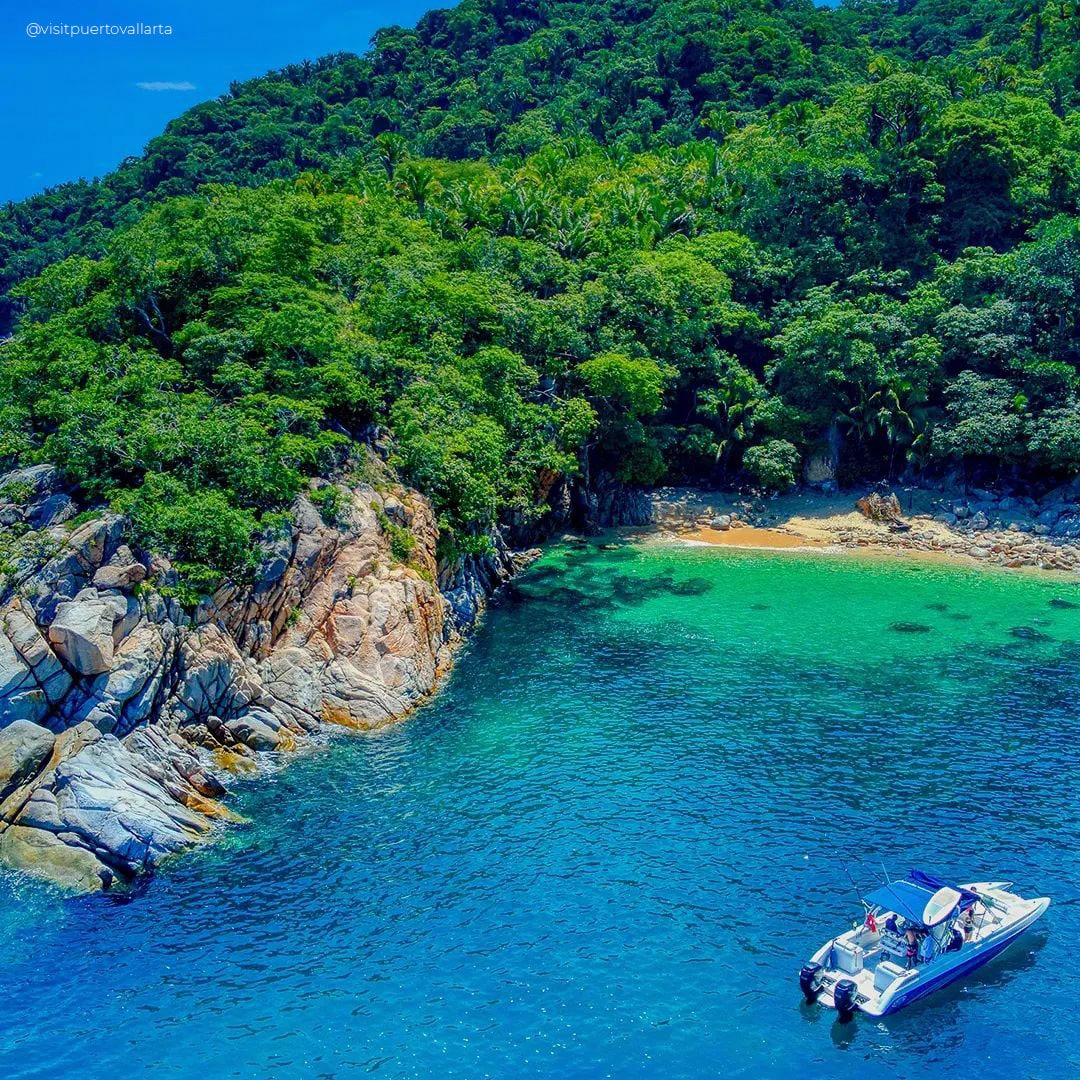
xmin=3 ymin=1 xmax=433 ymax=203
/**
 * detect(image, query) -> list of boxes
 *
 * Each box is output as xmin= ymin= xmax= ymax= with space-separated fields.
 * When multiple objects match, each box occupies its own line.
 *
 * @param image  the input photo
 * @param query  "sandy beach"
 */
xmin=638 ymin=487 xmax=1080 ymax=578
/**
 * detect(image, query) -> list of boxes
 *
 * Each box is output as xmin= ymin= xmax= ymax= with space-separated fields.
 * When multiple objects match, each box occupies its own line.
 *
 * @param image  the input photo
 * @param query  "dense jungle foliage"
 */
xmin=2 ymin=0 xmax=1080 ymax=588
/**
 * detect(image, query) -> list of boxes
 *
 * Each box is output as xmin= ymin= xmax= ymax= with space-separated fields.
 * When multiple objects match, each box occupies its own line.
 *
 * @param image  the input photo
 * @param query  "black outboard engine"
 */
xmin=833 ymin=979 xmax=859 ymax=1023
xmin=799 ymin=962 xmax=823 ymax=1003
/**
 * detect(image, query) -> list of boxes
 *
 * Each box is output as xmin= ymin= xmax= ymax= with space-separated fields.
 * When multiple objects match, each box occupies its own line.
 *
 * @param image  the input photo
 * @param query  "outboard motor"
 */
xmin=799 ymin=962 xmax=824 ymax=1003
xmin=833 ymin=979 xmax=859 ymax=1023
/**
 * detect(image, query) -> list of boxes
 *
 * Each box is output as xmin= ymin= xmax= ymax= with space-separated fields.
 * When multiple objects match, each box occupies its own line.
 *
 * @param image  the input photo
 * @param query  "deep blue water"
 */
xmin=1 ymin=543 xmax=1079 ymax=1078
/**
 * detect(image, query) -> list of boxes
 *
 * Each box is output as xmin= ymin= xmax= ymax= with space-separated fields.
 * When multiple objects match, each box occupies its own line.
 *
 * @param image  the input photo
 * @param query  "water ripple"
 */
xmin=1 ymin=545 xmax=1078 ymax=1078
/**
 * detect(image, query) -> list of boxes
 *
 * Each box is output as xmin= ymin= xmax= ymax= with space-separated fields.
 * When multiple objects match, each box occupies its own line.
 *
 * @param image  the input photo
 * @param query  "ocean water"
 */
xmin=1 ymin=541 xmax=1079 ymax=1079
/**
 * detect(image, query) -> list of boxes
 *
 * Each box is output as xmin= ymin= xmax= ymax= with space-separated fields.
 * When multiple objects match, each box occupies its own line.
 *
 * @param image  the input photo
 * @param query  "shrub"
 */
xmin=743 ymin=440 xmax=800 ymax=491
xmin=0 ymin=480 xmax=33 ymax=505
xmin=113 ymin=474 xmax=260 ymax=584
xmin=309 ymin=483 xmax=346 ymax=525
xmin=375 ymin=507 xmax=417 ymax=563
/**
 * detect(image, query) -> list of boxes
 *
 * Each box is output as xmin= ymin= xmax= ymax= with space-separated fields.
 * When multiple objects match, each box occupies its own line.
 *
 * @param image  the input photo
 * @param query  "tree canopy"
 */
xmin=2 ymin=0 xmax=1079 ymax=590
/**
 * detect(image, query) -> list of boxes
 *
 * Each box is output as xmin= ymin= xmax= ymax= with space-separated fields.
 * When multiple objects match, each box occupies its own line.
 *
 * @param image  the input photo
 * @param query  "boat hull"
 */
xmin=875 ymin=896 xmax=1048 ymax=1015
xmin=806 ymin=887 xmax=1049 ymax=1019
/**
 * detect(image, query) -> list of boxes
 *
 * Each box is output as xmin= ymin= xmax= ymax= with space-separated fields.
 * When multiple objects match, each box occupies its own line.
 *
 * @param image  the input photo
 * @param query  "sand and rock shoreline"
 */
xmin=1 ymin=472 xmax=1077 ymax=894
xmin=635 ymin=485 xmax=1080 ymax=577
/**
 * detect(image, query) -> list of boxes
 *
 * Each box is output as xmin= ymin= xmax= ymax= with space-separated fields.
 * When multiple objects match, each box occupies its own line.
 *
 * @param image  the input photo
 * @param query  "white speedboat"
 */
xmin=799 ymin=869 xmax=1049 ymax=1019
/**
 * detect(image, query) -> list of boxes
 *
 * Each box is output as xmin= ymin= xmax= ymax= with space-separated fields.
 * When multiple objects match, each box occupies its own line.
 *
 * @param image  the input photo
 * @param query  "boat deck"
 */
xmin=812 ymin=883 xmax=1026 ymax=1013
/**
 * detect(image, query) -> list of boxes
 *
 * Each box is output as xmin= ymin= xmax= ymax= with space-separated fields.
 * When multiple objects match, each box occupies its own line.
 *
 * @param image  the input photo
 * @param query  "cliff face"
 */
xmin=0 ymin=466 xmax=532 ymax=892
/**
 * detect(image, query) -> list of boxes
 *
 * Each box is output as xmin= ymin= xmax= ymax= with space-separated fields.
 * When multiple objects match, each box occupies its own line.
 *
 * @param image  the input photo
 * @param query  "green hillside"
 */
xmin=2 ymin=0 xmax=1079 ymax=594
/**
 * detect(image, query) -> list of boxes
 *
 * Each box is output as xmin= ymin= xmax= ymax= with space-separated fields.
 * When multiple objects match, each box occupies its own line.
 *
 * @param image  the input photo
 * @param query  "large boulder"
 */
xmin=17 ymin=733 xmax=214 ymax=871
xmin=857 ymin=492 xmax=903 ymax=523
xmin=1054 ymin=513 xmax=1080 ymax=539
xmin=223 ymin=709 xmax=284 ymax=750
xmin=0 ymin=630 xmax=48 ymax=725
xmin=0 ymin=719 xmax=55 ymax=801
xmin=60 ymin=618 xmax=176 ymax=735
xmin=28 ymin=493 xmax=74 ymax=529
xmin=3 ymin=604 xmax=71 ymax=712
xmin=47 ymin=595 xmax=117 ymax=675
xmin=92 ymin=545 xmax=147 ymax=590
xmin=0 ymin=824 xmax=109 ymax=892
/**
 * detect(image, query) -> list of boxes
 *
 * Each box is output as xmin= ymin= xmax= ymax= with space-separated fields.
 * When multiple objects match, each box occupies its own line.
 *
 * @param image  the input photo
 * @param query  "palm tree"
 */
xmin=502 ymin=179 xmax=553 ymax=238
xmin=837 ymin=383 xmax=919 ymax=478
xmin=374 ymin=133 xmax=408 ymax=182
xmin=549 ymin=202 xmax=595 ymax=259
xmin=698 ymin=380 xmax=761 ymax=477
xmin=396 ymin=161 xmax=437 ymax=212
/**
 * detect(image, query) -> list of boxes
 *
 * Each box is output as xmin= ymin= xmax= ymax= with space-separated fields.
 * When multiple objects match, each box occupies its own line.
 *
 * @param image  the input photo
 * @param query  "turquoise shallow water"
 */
xmin=2 ymin=542 xmax=1079 ymax=1078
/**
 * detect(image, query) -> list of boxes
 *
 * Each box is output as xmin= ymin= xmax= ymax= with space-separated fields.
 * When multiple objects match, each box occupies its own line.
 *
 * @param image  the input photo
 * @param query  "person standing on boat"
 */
xmin=962 ymin=904 xmax=978 ymax=941
xmin=905 ymin=926 xmax=919 ymax=967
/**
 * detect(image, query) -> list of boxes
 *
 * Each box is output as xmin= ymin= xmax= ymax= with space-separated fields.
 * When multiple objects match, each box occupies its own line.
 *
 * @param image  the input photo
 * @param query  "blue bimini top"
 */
xmin=864 ymin=870 xmax=980 ymax=926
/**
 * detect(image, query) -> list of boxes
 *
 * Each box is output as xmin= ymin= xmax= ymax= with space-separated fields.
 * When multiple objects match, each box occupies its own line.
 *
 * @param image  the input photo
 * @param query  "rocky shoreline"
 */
xmin=0 ymin=463 xmax=537 ymax=892
xmin=640 ymin=485 xmax=1080 ymax=575
xmin=2 ymin=470 xmax=1077 ymax=894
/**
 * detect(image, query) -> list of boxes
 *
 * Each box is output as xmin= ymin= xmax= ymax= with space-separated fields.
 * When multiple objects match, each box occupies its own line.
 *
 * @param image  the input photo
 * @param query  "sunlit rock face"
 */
xmin=0 ymin=467 xmax=528 ymax=891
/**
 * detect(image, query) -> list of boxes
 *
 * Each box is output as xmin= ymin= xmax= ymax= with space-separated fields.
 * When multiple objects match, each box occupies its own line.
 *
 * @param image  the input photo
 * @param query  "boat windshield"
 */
xmin=863 ymin=871 xmax=978 ymax=928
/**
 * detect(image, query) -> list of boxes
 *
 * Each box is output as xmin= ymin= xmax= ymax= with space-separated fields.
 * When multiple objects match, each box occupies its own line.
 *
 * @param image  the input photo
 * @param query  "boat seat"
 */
xmin=874 ymin=960 xmax=907 ymax=993
xmin=833 ymin=941 xmax=863 ymax=975
xmin=880 ymin=931 xmax=908 ymax=960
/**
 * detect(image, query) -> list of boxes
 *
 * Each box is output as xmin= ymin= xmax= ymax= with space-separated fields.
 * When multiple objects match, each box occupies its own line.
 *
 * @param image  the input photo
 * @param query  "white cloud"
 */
xmin=135 ymin=81 xmax=196 ymax=91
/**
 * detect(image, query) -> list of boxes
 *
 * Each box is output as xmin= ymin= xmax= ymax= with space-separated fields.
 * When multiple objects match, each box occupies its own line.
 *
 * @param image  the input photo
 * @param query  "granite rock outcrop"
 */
xmin=0 ymin=466 xmax=532 ymax=891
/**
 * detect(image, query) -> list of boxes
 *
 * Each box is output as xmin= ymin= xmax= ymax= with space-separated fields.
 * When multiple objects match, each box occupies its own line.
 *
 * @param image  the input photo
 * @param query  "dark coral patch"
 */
xmin=670 ymin=577 xmax=713 ymax=597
